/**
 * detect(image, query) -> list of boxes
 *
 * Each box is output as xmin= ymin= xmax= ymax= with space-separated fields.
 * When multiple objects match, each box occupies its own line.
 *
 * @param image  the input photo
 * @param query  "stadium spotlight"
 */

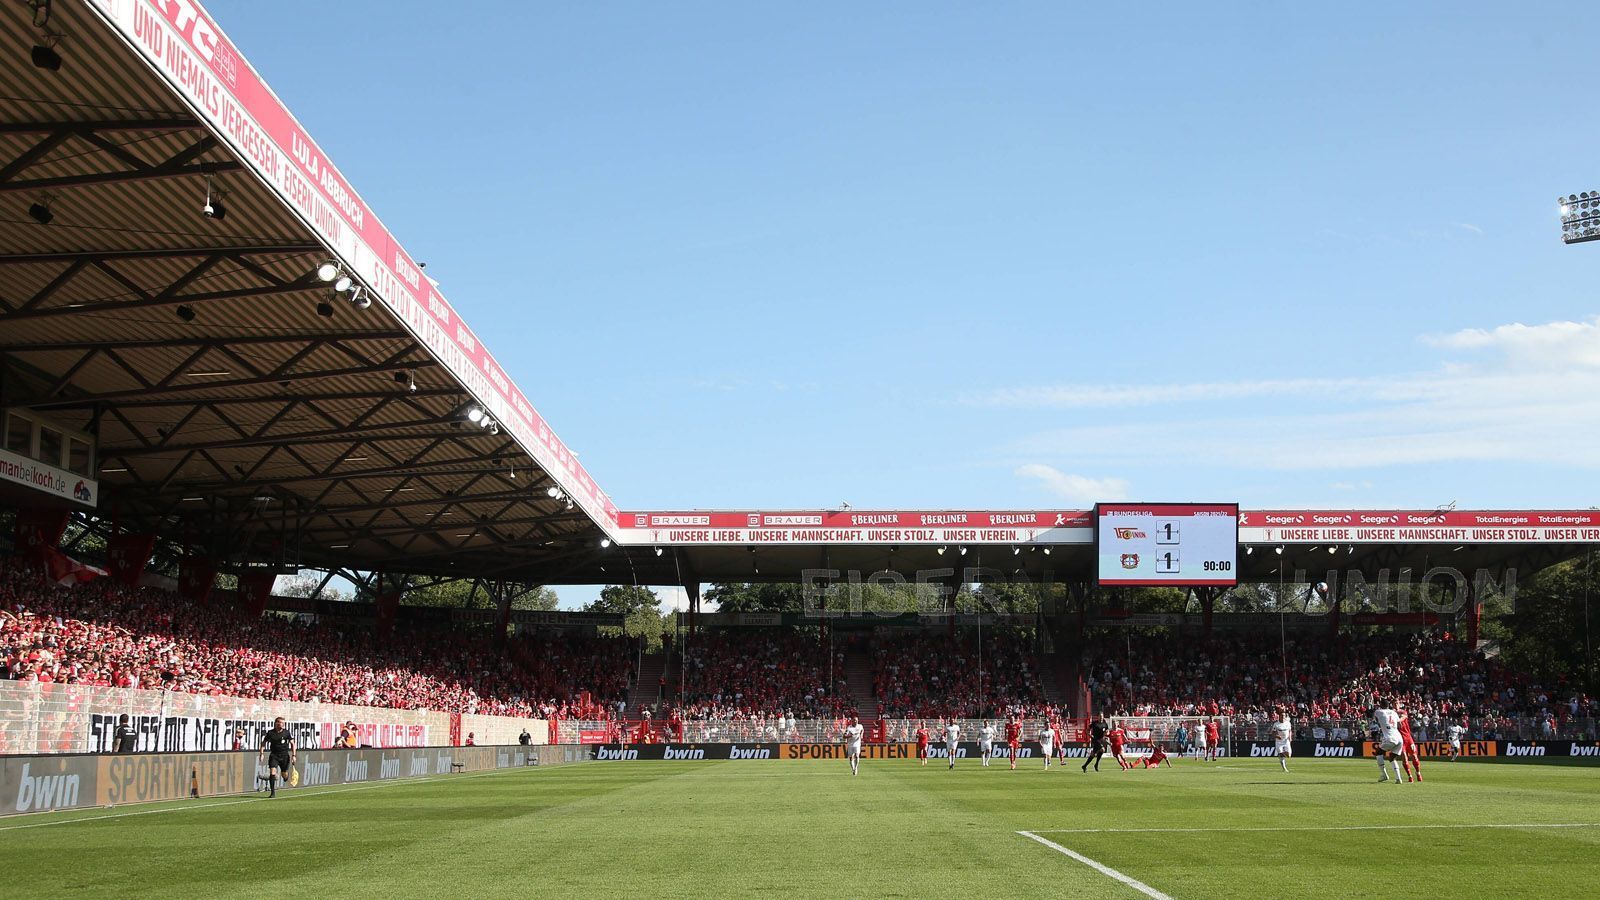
xmin=175 ymin=304 xmax=196 ymax=322
xmin=1012 ymin=547 xmax=1021 ymax=556
xmin=1328 ymin=545 xmax=1337 ymax=554
xmin=1559 ymin=191 xmax=1600 ymax=244
xmin=487 ymin=422 xmax=500 ymax=435
xmin=545 ymin=486 xmax=562 ymax=498
xmin=654 ymin=547 xmax=664 ymax=557
xmin=315 ymin=301 xmax=335 ymax=318
xmin=350 ymin=288 xmax=371 ymax=310
xmin=1042 ymin=547 xmax=1050 ymax=555
xmin=394 ymin=370 xmax=416 ymax=393
xmin=599 ymin=538 xmax=611 ymax=549
xmin=316 ymin=262 xmax=339 ymax=282
xmin=334 ymin=274 xmax=353 ymax=292
xmin=466 ymin=405 xmax=485 ymax=424
xmin=1274 ymin=545 xmax=1284 ymax=555
xmin=27 ymin=199 xmax=52 ymax=224
xmin=959 ymin=546 xmax=968 ymax=556
xmin=1246 ymin=546 xmax=1253 ymax=555
xmin=936 ymin=546 xmax=946 ymax=555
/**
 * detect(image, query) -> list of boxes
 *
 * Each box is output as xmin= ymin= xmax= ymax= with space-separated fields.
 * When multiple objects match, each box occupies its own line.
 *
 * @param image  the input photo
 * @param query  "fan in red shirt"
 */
xmin=1004 ymin=715 xmax=1022 ymax=770
xmin=1108 ymin=725 xmax=1129 ymax=770
xmin=1204 ymin=718 xmax=1221 ymax=762
xmin=915 ymin=721 xmax=930 ymax=767
xmin=1397 ymin=705 xmax=1422 ymax=782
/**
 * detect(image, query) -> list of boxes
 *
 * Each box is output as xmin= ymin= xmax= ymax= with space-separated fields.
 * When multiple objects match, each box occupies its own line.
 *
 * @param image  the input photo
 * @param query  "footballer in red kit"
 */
xmin=1108 ymin=725 xmax=1128 ymax=770
xmin=916 ymin=721 xmax=930 ymax=767
xmin=1141 ymin=744 xmax=1171 ymax=768
xmin=1204 ymin=718 xmax=1221 ymax=762
xmin=1397 ymin=706 xmax=1422 ymax=782
xmin=1005 ymin=716 xmax=1022 ymax=770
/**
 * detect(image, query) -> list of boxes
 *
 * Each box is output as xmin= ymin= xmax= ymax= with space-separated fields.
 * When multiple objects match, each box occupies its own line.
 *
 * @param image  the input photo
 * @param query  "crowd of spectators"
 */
xmin=0 ymin=569 xmax=631 ymax=718
xmin=676 ymin=632 xmax=852 ymax=720
xmin=1084 ymin=629 xmax=1597 ymax=739
xmin=872 ymin=633 xmax=1046 ymax=719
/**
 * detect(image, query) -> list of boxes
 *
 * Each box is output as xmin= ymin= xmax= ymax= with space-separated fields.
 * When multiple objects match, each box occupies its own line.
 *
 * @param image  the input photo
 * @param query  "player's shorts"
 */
xmin=917 ymin=743 xmax=929 ymax=757
xmin=1402 ymin=741 xmax=1418 ymax=757
xmin=1274 ymin=739 xmax=1291 ymax=755
xmin=1379 ymin=738 xmax=1403 ymax=755
xmin=1109 ymin=743 xmax=1124 ymax=755
xmin=1040 ymin=741 xmax=1054 ymax=754
xmin=1008 ymin=740 xmax=1020 ymax=752
xmin=979 ymin=741 xmax=993 ymax=754
xmin=1449 ymin=740 xmax=1462 ymax=751
xmin=268 ymin=752 xmax=292 ymax=773
xmin=945 ymin=742 xmax=958 ymax=756
xmin=1091 ymin=741 xmax=1106 ymax=755
xmin=847 ymin=742 xmax=861 ymax=757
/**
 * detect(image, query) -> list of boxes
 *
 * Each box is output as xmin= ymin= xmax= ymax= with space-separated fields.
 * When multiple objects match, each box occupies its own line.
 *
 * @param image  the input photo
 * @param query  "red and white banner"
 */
xmin=1238 ymin=510 xmax=1600 ymax=545
xmin=613 ymin=510 xmax=1093 ymax=546
xmin=614 ymin=509 xmax=1600 ymax=546
xmin=88 ymin=0 xmax=617 ymax=532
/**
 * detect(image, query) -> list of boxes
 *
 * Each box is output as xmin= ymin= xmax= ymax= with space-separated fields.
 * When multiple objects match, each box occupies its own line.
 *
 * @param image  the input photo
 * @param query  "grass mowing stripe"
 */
xmin=0 ymin=762 xmax=550 ymax=832
xmin=1030 ymin=822 xmax=1600 ymax=835
xmin=1017 ymin=830 xmax=1175 ymax=899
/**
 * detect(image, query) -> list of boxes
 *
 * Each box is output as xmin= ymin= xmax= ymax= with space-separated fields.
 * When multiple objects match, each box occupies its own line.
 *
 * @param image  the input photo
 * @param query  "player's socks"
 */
xmin=268 ymin=774 xmax=276 ymax=797
xmin=1280 ymin=756 xmax=1288 ymax=772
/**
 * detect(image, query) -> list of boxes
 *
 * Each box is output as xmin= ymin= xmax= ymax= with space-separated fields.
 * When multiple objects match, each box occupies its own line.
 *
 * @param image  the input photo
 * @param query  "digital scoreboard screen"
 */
xmin=1095 ymin=503 xmax=1239 ymax=587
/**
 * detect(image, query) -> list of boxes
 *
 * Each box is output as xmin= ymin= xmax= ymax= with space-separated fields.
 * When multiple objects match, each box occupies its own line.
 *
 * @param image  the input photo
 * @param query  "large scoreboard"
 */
xmin=1095 ymin=503 xmax=1239 ymax=587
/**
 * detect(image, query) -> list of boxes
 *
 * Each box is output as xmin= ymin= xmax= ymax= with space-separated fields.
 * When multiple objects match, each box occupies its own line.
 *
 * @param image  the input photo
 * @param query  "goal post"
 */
xmin=1108 ymin=716 xmax=1232 ymax=758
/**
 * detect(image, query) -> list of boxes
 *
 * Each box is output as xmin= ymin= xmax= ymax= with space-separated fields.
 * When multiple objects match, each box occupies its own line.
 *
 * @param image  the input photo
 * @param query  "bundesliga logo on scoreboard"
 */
xmin=1113 ymin=528 xmax=1147 ymax=539
xmin=1121 ymin=553 xmax=1139 ymax=569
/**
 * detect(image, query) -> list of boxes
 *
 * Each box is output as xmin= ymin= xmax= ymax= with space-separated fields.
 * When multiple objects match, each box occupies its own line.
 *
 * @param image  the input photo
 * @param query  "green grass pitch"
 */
xmin=3 ymin=757 xmax=1598 ymax=898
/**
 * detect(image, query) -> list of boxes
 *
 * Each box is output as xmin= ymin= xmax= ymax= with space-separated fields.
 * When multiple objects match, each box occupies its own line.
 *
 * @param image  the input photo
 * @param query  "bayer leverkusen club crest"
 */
xmin=1121 ymin=553 xmax=1139 ymax=569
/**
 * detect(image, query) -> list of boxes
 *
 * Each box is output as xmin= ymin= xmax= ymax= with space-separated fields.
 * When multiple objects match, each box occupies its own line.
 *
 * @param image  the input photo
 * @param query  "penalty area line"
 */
xmin=1016 ymin=830 xmax=1174 ymax=900
xmin=1029 ymin=822 xmax=1600 ymax=835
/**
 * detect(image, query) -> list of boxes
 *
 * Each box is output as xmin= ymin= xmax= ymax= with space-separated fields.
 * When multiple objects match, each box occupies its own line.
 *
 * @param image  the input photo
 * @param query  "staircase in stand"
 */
xmin=627 ymin=651 xmax=665 ymax=718
xmin=844 ymin=647 xmax=880 ymax=720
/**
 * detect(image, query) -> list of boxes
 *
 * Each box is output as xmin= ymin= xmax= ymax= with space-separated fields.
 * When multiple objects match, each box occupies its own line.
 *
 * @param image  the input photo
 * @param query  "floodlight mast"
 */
xmin=1558 ymin=191 xmax=1600 ymax=244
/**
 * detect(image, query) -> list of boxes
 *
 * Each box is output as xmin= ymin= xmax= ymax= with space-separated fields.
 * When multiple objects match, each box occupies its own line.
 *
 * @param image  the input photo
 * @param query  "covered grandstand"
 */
xmin=1 ymin=0 xmax=1598 ymax=746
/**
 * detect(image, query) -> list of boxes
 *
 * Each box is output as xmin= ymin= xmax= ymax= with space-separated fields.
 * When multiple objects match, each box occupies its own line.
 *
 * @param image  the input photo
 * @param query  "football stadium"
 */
xmin=2 ymin=2 xmax=1599 ymax=898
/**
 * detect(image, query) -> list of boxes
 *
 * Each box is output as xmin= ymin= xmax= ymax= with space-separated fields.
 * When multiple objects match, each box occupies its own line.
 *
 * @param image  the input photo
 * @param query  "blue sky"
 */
xmin=208 ymin=2 xmax=1600 ymax=605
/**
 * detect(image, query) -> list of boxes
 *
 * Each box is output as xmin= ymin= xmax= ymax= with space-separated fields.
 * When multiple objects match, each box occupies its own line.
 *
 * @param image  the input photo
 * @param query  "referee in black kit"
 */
xmin=258 ymin=716 xmax=296 ymax=798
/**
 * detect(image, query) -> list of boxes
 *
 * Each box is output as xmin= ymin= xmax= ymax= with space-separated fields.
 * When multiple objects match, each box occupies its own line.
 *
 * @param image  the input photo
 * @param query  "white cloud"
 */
xmin=1422 ymin=315 xmax=1600 ymax=369
xmin=1455 ymin=222 xmax=1484 ymax=235
xmin=987 ymin=316 xmax=1600 ymax=471
xmin=1014 ymin=464 xmax=1129 ymax=504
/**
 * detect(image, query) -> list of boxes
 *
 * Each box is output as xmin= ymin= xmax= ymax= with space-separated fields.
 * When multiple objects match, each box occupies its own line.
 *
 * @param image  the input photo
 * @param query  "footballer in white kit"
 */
xmin=1039 ymin=719 xmax=1055 ymax=768
xmin=1270 ymin=711 xmax=1292 ymax=771
xmin=843 ymin=717 xmax=864 ymax=776
xmin=1447 ymin=720 xmax=1467 ymax=760
xmin=1373 ymin=703 xmax=1405 ymax=783
xmin=945 ymin=721 xmax=961 ymax=769
xmin=979 ymin=723 xmax=995 ymax=767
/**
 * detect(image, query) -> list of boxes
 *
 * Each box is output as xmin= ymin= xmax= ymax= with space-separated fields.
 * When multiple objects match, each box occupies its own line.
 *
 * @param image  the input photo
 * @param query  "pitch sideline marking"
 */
xmin=1017 ymin=830 xmax=1174 ymax=900
xmin=1030 ymin=822 xmax=1600 ymax=835
xmin=0 ymin=763 xmax=551 ymax=833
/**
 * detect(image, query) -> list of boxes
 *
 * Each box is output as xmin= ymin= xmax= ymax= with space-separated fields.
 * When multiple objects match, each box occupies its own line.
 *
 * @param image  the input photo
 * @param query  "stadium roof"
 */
xmin=1 ymin=2 xmax=1596 ymax=590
